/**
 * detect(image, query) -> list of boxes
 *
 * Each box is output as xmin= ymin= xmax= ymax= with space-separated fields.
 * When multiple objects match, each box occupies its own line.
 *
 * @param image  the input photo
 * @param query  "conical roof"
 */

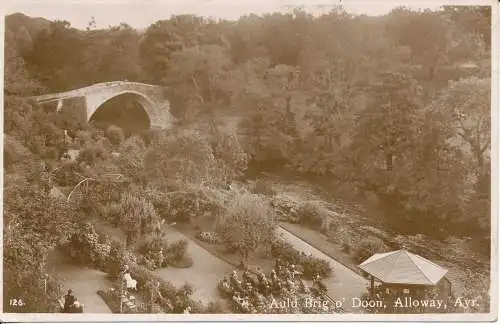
xmin=358 ymin=249 xmax=448 ymax=286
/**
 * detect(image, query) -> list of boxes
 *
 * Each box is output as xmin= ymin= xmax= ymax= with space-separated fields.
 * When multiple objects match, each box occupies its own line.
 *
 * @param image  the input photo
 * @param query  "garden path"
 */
xmin=47 ymin=251 xmax=112 ymax=313
xmin=277 ymin=227 xmax=369 ymax=313
xmin=152 ymin=225 xmax=233 ymax=304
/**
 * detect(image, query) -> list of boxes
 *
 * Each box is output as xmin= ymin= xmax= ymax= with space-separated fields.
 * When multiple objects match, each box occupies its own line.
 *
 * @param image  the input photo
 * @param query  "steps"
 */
xmin=121 ymin=295 xmax=137 ymax=312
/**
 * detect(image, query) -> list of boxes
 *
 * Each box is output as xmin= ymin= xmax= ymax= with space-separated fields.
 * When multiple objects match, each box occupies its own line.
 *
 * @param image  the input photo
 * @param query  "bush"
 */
xmin=297 ymin=200 xmax=329 ymax=228
xmin=354 ymin=236 xmax=389 ymax=263
xmin=138 ymin=235 xmax=169 ymax=255
xmin=106 ymin=239 xmax=125 ymax=276
xmin=77 ymin=144 xmax=107 ymax=165
xmin=216 ymin=192 xmax=277 ymax=259
xmin=270 ymin=238 xmax=332 ymax=279
xmin=196 ymin=231 xmax=218 ymax=244
xmin=321 ymin=215 xmax=342 ymax=236
xmin=301 ymin=255 xmax=332 ymax=278
xmin=138 ymin=237 xmax=190 ymax=270
xmin=165 ymin=239 xmax=189 ymax=261
xmin=100 ymin=202 xmax=122 ymax=225
xmin=106 ymin=125 xmax=125 ymax=146
xmin=271 ymin=195 xmax=300 ymax=222
xmin=341 ymin=238 xmax=352 ymax=253
xmin=138 ymin=235 xmax=169 ymax=270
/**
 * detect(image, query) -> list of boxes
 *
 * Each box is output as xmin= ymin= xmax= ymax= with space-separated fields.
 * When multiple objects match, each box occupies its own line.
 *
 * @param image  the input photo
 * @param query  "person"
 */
xmin=221 ymin=278 xmax=230 ymax=291
xmin=72 ymin=300 xmax=84 ymax=313
xmin=63 ymin=289 xmax=76 ymax=313
xmin=243 ymin=270 xmax=252 ymax=284
xmin=270 ymin=269 xmax=278 ymax=282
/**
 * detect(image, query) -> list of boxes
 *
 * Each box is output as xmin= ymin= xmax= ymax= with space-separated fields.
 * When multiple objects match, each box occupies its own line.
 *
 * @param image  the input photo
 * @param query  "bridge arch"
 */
xmin=87 ymin=90 xmax=155 ymax=130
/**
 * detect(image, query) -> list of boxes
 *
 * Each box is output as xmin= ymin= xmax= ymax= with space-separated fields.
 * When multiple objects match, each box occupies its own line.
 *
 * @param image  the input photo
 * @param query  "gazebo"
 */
xmin=358 ymin=249 xmax=452 ymax=300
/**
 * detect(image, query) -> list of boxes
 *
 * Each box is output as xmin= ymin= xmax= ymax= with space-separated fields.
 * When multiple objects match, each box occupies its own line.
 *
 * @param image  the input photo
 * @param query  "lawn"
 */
xmin=279 ymin=222 xmax=363 ymax=276
xmin=173 ymin=221 xmax=275 ymax=274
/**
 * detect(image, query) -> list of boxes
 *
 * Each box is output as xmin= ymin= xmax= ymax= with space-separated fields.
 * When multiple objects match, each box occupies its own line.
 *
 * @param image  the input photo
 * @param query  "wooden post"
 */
xmin=120 ymin=272 xmax=123 ymax=314
xmin=370 ymin=276 xmax=375 ymax=298
xmin=120 ymin=241 xmax=126 ymax=314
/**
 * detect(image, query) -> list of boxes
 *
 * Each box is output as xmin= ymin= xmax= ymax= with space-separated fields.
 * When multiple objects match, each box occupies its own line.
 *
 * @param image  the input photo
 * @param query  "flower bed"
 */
xmin=270 ymin=238 xmax=332 ymax=279
xmin=196 ymin=231 xmax=219 ymax=244
xmin=97 ymin=290 xmax=134 ymax=313
xmin=137 ymin=236 xmax=192 ymax=270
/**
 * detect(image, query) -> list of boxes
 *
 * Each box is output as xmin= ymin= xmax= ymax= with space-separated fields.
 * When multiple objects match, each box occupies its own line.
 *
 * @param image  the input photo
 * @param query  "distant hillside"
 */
xmin=6 ymin=12 xmax=52 ymax=39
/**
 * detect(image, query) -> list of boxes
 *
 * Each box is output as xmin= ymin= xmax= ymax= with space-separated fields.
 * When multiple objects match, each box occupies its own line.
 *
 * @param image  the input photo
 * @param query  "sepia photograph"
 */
xmin=2 ymin=0 xmax=497 ymax=321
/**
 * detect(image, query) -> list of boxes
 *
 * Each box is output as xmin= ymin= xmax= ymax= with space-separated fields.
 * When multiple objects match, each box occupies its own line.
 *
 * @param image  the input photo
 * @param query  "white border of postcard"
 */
xmin=0 ymin=0 xmax=498 ymax=322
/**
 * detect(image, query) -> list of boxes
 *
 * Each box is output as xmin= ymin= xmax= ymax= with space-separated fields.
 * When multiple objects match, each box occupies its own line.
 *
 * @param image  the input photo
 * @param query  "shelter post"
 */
xmin=370 ymin=275 xmax=375 ymax=298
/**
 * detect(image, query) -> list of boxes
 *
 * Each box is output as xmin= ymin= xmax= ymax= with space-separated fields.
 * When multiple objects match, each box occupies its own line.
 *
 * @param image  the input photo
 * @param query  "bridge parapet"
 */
xmin=32 ymin=81 xmax=171 ymax=130
xmin=34 ymin=81 xmax=164 ymax=103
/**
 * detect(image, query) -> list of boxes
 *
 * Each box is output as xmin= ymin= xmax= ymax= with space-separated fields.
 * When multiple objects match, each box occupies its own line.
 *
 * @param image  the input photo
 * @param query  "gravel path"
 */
xmin=277 ymin=227 xmax=369 ymax=313
xmin=152 ymin=226 xmax=233 ymax=304
xmin=48 ymin=251 xmax=112 ymax=313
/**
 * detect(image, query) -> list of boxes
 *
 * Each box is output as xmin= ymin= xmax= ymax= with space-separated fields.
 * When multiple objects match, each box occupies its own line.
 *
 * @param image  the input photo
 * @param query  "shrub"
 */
xmin=106 ymin=125 xmax=125 ymax=146
xmin=300 ymin=255 xmax=332 ymax=278
xmin=354 ymin=236 xmax=389 ymax=263
xmin=138 ymin=237 xmax=190 ymax=270
xmin=106 ymin=239 xmax=125 ymax=276
xmin=138 ymin=235 xmax=170 ymax=270
xmin=53 ymin=161 xmax=81 ymax=186
xmin=196 ymin=231 xmax=218 ymax=244
xmin=341 ymin=238 xmax=352 ymax=253
xmin=216 ymin=192 xmax=277 ymax=259
xmin=297 ymin=200 xmax=329 ymax=228
xmin=271 ymin=239 xmax=301 ymax=263
xmin=77 ymin=144 xmax=107 ymax=165
xmin=271 ymin=195 xmax=300 ymax=222
xmin=321 ymin=215 xmax=342 ymax=236
xmin=138 ymin=236 xmax=169 ymax=255
xmin=270 ymin=238 xmax=332 ymax=279
xmin=165 ymin=239 xmax=189 ymax=261
xmin=100 ymin=202 xmax=122 ymax=225
xmin=4 ymin=134 xmax=32 ymax=168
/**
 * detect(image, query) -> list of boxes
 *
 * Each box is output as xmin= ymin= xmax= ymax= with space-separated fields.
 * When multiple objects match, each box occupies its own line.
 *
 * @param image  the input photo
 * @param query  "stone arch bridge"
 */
xmin=33 ymin=81 xmax=172 ymax=129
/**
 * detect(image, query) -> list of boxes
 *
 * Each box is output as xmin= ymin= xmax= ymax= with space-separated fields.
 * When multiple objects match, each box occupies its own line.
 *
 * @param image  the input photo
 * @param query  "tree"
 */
xmin=25 ymin=20 xmax=85 ymax=91
xmin=15 ymin=25 xmax=33 ymax=56
xmin=216 ymin=192 xmax=277 ymax=260
xmin=235 ymin=61 xmax=304 ymax=162
xmin=119 ymin=193 xmax=158 ymax=245
xmin=443 ymin=6 xmax=491 ymax=49
xmin=385 ymin=9 xmax=453 ymax=82
xmin=4 ymin=164 xmax=82 ymax=312
xmin=4 ymin=30 xmax=44 ymax=96
xmin=348 ymin=67 xmax=424 ymax=185
xmin=433 ymin=77 xmax=490 ymax=196
xmin=144 ymin=129 xmax=236 ymax=189
xmin=164 ymin=44 xmax=238 ymax=121
xmin=139 ymin=15 xmax=207 ymax=83
xmin=82 ymin=24 xmax=143 ymax=83
xmin=106 ymin=125 xmax=125 ymax=146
